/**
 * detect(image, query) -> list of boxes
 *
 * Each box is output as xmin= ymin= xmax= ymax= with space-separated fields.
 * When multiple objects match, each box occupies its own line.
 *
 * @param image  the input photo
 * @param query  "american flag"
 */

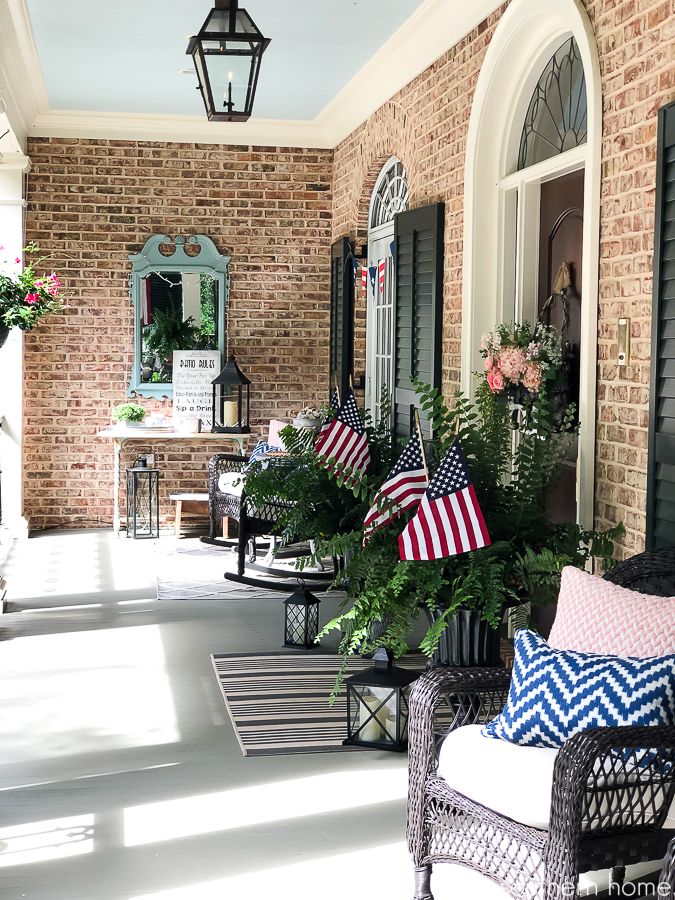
xmin=399 ymin=439 xmax=490 ymax=560
xmin=315 ymin=387 xmax=340 ymax=451
xmin=362 ymin=266 xmax=368 ymax=299
xmin=363 ymin=428 xmax=428 ymax=542
xmin=316 ymin=388 xmax=370 ymax=483
xmin=378 ymin=260 xmax=385 ymax=294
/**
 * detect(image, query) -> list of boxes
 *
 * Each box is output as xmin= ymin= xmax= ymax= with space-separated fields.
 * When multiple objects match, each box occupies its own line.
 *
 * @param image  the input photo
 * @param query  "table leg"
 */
xmin=175 ymin=501 xmax=182 ymax=540
xmin=113 ymin=438 xmax=121 ymax=538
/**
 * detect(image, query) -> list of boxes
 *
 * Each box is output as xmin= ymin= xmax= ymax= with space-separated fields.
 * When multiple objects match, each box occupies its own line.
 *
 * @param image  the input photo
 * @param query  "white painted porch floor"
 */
xmin=0 ymin=529 xmax=660 ymax=899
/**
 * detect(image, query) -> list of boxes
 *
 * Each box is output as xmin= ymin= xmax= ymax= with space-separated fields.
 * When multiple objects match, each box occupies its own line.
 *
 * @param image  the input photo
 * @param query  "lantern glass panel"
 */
xmin=126 ymin=468 xmax=160 ymax=540
xmin=202 ymin=52 xmax=255 ymax=116
xmin=284 ymin=601 xmax=319 ymax=648
xmin=350 ymin=684 xmax=399 ymax=744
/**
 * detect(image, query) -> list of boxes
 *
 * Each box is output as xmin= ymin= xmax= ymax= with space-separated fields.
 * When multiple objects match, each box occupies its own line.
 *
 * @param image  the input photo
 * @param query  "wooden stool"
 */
xmin=170 ymin=492 xmax=209 ymax=539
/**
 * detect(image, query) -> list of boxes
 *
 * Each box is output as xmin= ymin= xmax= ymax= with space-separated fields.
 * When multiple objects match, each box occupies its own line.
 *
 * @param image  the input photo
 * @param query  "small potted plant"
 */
xmin=111 ymin=403 xmax=147 ymax=427
xmin=292 ymin=406 xmax=322 ymax=430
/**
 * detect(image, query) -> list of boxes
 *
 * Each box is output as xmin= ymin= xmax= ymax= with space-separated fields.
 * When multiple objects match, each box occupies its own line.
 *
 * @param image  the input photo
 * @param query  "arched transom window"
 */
xmin=517 ymin=37 xmax=587 ymax=171
xmin=370 ymin=159 xmax=409 ymax=228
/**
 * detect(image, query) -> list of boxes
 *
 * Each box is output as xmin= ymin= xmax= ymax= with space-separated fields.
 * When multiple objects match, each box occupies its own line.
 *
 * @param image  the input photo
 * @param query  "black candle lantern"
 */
xmin=343 ymin=648 xmax=421 ymax=752
xmin=283 ymin=587 xmax=321 ymax=650
xmin=126 ymin=465 xmax=160 ymax=539
xmin=211 ymin=355 xmax=251 ymax=433
xmin=186 ymin=0 xmax=271 ymax=123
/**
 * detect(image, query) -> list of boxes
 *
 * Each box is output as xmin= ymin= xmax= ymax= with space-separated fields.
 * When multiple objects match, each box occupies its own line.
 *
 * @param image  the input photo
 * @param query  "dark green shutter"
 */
xmin=647 ymin=101 xmax=675 ymax=547
xmin=329 ymin=237 xmax=353 ymax=403
xmin=393 ymin=203 xmax=444 ymax=441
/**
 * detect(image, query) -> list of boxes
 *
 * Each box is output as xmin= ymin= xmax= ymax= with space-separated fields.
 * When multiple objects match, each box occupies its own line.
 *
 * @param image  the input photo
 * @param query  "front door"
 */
xmin=538 ymin=168 xmax=584 ymax=525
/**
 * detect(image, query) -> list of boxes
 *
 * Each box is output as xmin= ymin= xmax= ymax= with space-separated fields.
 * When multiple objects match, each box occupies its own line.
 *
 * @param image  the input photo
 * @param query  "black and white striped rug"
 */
xmin=210 ymin=651 xmax=427 ymax=757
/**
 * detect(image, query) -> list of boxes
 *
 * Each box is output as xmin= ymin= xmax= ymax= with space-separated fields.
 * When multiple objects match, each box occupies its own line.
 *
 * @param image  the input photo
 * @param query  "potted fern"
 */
xmin=142 ymin=301 xmax=199 ymax=381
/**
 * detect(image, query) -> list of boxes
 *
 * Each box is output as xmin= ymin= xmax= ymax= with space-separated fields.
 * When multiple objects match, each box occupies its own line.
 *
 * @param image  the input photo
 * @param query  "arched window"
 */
xmin=517 ymin=37 xmax=587 ymax=171
xmin=370 ymin=160 xmax=409 ymax=228
xmin=366 ymin=159 xmax=409 ymax=424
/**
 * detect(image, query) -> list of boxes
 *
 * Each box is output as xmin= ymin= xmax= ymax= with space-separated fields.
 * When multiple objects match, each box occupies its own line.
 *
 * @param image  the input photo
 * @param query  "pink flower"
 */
xmin=14 ymin=257 xmax=20 ymax=264
xmin=487 ymin=370 xmax=505 ymax=393
xmin=497 ymin=347 xmax=527 ymax=384
xmin=24 ymin=293 xmax=40 ymax=306
xmin=485 ymin=356 xmax=493 ymax=370
xmin=522 ymin=362 xmax=543 ymax=393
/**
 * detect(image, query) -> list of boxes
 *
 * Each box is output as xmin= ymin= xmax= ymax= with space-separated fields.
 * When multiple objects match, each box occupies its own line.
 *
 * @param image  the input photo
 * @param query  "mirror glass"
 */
xmin=140 ymin=272 xmax=220 ymax=385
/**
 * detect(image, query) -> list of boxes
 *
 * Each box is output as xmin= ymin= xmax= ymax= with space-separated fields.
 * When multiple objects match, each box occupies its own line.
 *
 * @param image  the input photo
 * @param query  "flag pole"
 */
xmin=414 ymin=408 xmax=430 ymax=484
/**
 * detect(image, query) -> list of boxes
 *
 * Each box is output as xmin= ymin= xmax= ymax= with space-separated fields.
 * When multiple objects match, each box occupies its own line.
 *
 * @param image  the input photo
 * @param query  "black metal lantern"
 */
xmin=283 ymin=587 xmax=321 ymax=650
xmin=343 ymin=648 xmax=421 ymax=752
xmin=126 ymin=464 xmax=160 ymax=539
xmin=187 ymin=0 xmax=270 ymax=123
xmin=211 ymin=355 xmax=251 ymax=433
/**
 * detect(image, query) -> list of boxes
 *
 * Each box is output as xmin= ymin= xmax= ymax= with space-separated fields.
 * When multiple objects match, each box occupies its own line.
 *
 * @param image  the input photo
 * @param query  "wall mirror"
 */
xmin=127 ymin=234 xmax=230 ymax=399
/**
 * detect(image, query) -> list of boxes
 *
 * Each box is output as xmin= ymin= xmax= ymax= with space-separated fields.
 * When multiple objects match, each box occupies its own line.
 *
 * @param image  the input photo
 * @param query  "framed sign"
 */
xmin=172 ymin=350 xmax=221 ymax=430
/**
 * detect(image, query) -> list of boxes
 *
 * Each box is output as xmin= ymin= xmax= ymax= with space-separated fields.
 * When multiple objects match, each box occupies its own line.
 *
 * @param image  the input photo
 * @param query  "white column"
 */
xmin=0 ymin=153 xmax=30 ymax=538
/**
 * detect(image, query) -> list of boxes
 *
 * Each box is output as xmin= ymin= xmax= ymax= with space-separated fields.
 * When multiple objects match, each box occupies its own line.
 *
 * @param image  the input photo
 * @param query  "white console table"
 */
xmin=97 ymin=428 xmax=246 ymax=536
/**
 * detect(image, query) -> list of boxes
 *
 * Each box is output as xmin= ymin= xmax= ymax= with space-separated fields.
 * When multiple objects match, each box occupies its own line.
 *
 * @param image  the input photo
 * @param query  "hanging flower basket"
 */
xmin=0 ymin=242 xmax=70 ymax=336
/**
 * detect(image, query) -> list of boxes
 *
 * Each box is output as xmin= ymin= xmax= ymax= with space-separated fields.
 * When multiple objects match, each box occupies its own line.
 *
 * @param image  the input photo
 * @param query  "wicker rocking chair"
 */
xmin=407 ymin=547 xmax=675 ymax=900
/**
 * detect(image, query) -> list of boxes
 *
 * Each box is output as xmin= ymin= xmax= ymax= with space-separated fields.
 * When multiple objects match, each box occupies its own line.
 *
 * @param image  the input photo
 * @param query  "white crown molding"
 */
xmin=7 ymin=0 xmax=503 ymax=150
xmin=318 ymin=0 xmax=504 ymax=147
xmin=0 ymin=0 xmax=49 ymax=149
xmin=29 ymin=108 xmax=335 ymax=148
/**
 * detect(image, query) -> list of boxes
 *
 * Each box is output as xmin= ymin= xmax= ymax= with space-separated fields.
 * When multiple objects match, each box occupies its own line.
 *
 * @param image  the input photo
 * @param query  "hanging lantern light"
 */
xmin=211 ymin=354 xmax=251 ymax=433
xmin=283 ymin=587 xmax=321 ymax=650
xmin=187 ymin=0 xmax=271 ymax=123
xmin=343 ymin=648 xmax=421 ymax=752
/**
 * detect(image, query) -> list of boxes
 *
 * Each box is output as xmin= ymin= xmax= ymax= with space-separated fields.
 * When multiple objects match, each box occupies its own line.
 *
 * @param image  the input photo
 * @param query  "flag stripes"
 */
xmin=399 ymin=440 xmax=490 ymax=561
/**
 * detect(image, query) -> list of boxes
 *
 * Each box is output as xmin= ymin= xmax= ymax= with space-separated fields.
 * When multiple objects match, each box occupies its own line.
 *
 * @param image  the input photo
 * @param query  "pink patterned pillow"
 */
xmin=548 ymin=566 xmax=675 ymax=657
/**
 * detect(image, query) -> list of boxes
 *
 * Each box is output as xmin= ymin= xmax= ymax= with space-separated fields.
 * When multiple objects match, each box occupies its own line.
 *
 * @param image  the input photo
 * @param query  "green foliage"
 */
xmin=143 ymin=301 xmax=200 ymax=363
xmin=111 ymin=403 xmax=146 ymax=423
xmin=0 ymin=242 xmax=70 ymax=331
xmin=244 ymin=380 xmax=625 ymax=688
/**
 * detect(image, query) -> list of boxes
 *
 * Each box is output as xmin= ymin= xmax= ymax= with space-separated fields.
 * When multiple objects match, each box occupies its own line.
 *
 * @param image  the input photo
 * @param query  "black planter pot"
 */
xmin=0 ymin=325 xmax=10 ymax=349
xmin=424 ymin=605 xmax=502 ymax=668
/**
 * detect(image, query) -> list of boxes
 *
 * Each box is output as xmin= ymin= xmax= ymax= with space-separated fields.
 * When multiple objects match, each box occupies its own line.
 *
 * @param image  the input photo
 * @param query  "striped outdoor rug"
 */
xmin=211 ymin=650 xmax=428 ymax=757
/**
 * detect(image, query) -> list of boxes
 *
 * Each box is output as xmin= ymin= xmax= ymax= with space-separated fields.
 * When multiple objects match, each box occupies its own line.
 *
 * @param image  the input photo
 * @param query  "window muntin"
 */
xmin=517 ymin=37 xmax=587 ymax=171
xmin=370 ymin=160 xmax=409 ymax=229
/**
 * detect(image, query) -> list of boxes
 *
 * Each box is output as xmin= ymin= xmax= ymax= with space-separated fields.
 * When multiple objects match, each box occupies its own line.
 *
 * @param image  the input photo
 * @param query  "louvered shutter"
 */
xmin=393 ymin=203 xmax=444 ymax=441
xmin=647 ymin=101 xmax=675 ymax=548
xmin=329 ymin=237 xmax=353 ymax=403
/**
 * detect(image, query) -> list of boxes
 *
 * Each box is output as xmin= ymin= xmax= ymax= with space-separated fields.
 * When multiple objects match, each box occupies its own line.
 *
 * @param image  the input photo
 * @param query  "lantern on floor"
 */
xmin=343 ymin=648 xmax=421 ymax=752
xmin=126 ymin=461 xmax=160 ymax=539
xmin=283 ymin=586 xmax=321 ymax=650
xmin=186 ymin=0 xmax=271 ymax=123
xmin=211 ymin=355 xmax=251 ymax=433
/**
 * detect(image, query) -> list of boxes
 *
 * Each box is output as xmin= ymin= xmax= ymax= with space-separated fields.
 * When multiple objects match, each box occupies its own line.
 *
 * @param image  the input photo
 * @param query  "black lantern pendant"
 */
xmin=283 ymin=587 xmax=321 ymax=650
xmin=126 ymin=462 xmax=160 ymax=539
xmin=343 ymin=649 xmax=421 ymax=752
xmin=211 ymin=354 xmax=251 ymax=433
xmin=187 ymin=0 xmax=270 ymax=123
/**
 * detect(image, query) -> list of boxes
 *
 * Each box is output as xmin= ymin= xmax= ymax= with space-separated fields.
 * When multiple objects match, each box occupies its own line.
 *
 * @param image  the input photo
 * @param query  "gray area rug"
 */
xmin=211 ymin=650 xmax=427 ymax=757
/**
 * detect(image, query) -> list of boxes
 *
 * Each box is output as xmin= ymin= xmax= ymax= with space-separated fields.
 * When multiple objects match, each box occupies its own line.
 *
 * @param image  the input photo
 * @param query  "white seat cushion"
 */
xmin=437 ymin=724 xmax=675 ymax=830
xmin=217 ymin=472 xmax=244 ymax=497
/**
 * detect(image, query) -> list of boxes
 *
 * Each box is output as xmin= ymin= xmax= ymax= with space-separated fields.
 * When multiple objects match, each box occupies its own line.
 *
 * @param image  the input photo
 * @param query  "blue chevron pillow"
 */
xmin=482 ymin=630 xmax=675 ymax=748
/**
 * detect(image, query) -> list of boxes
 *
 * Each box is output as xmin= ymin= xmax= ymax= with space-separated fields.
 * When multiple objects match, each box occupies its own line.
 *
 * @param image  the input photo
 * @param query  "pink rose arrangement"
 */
xmin=480 ymin=321 xmax=562 ymax=400
xmin=0 ymin=242 xmax=70 ymax=332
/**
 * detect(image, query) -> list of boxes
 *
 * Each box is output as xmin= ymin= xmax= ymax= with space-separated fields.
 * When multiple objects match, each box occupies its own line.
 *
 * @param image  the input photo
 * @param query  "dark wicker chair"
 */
xmin=407 ymin=547 xmax=675 ymax=900
xmin=207 ymin=452 xmax=247 ymax=540
xmin=208 ymin=452 xmax=301 ymax=576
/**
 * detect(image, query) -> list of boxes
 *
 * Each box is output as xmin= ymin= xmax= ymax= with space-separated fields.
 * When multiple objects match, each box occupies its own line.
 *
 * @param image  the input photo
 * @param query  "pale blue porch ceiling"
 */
xmin=26 ymin=0 xmax=426 ymax=120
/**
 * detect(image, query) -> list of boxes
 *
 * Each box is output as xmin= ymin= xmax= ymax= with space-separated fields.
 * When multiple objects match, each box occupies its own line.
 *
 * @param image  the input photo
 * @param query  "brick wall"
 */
xmin=332 ymin=0 xmax=675 ymax=558
xmin=24 ymin=139 xmax=332 ymax=530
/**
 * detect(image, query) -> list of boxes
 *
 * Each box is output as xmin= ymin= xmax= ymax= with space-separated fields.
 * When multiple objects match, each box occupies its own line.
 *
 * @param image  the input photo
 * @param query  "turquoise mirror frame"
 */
xmin=127 ymin=234 xmax=230 ymax=399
